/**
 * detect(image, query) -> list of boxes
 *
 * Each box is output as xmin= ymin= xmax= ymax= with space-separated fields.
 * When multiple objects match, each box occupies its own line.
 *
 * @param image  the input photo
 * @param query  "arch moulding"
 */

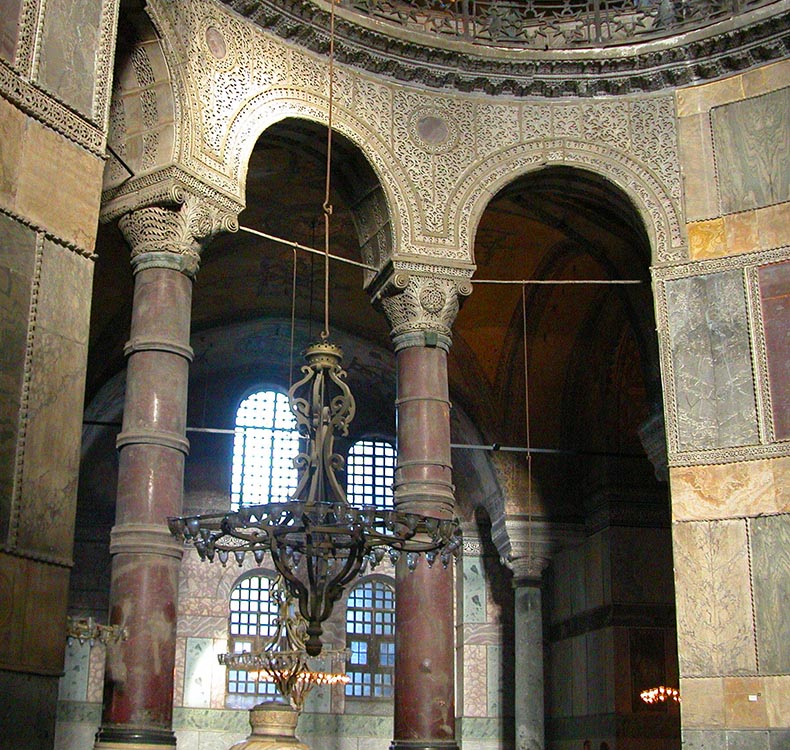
xmin=454 ymin=139 xmax=687 ymax=268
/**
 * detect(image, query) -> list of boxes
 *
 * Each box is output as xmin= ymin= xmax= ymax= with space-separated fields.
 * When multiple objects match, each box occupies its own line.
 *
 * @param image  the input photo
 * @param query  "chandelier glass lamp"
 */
xmin=169 ymin=340 xmax=462 ymax=656
xmin=219 ymin=576 xmax=349 ymax=712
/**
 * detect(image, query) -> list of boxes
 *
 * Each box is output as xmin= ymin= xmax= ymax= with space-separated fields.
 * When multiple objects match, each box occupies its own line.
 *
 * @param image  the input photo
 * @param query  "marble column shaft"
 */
xmin=95 ymin=197 xmax=223 ymax=748
xmin=514 ymin=581 xmax=544 ymax=750
xmin=391 ymin=339 xmax=458 ymax=750
xmin=100 ymin=264 xmax=192 ymax=736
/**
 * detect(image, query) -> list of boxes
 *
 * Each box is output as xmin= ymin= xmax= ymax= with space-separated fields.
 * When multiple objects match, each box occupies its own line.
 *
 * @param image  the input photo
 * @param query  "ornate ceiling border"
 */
xmin=221 ymin=0 xmax=790 ymax=97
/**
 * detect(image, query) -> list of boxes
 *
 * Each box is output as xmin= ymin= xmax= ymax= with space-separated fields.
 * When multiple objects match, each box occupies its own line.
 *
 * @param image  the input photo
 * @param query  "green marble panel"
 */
xmin=58 ymin=640 xmax=90 ymax=702
xmin=0 ymin=214 xmax=36 ymax=541
xmin=462 ymin=554 xmax=487 ymax=624
xmin=0 ymin=0 xmax=21 ymax=67
xmin=37 ymin=0 xmax=103 ymax=118
xmin=665 ymin=271 xmax=758 ymax=451
xmin=712 ymin=88 xmax=790 ymax=214
xmin=750 ymin=515 xmax=790 ymax=673
xmin=56 ymin=701 xmax=101 ymax=723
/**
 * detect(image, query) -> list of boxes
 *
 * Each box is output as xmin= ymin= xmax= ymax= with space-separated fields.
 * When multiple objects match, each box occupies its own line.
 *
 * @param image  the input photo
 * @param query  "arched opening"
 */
xmin=452 ymin=165 xmax=678 ymax=749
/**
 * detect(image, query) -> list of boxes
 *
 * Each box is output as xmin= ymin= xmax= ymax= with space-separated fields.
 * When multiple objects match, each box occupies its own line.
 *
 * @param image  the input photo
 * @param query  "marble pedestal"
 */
xmin=230 ymin=702 xmax=309 ymax=750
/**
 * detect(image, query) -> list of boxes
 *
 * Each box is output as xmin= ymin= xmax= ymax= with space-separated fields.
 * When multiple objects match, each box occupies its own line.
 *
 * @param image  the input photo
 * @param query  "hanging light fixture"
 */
xmin=66 ymin=616 xmax=128 ymax=647
xmin=219 ymin=576 xmax=349 ymax=713
xmin=168 ymin=0 xmax=462 ymax=657
xmin=169 ymin=340 xmax=462 ymax=655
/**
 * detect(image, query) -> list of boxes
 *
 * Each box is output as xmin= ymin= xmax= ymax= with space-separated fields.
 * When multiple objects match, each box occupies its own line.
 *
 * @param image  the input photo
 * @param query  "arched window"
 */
xmin=345 ymin=578 xmax=395 ymax=698
xmin=231 ymin=390 xmax=300 ymax=510
xmin=346 ymin=439 xmax=396 ymax=508
xmin=227 ymin=574 xmax=279 ymax=697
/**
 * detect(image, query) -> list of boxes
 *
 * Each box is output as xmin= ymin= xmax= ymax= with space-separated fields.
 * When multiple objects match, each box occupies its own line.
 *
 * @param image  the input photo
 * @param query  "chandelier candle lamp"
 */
xmin=169 ymin=341 xmax=462 ymax=656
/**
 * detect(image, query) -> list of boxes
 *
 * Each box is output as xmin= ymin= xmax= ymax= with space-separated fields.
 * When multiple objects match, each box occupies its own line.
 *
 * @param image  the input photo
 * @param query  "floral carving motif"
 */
xmin=118 ymin=192 xmax=238 ymax=277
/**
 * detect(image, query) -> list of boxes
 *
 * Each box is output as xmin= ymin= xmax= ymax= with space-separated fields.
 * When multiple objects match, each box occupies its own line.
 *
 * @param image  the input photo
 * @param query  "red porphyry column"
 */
xmin=378 ymin=270 xmax=471 ymax=750
xmin=95 ymin=198 xmax=228 ymax=749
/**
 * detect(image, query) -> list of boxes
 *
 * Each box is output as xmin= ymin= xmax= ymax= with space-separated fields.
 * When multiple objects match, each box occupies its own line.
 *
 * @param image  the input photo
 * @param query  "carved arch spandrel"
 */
xmin=453 ymin=140 xmax=687 ymax=266
xmin=222 ymin=92 xmax=412 ymax=272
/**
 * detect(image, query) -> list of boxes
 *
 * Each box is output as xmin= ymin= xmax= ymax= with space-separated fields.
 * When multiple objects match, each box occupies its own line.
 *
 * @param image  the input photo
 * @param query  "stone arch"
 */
xmin=222 ymin=90 xmax=418 ymax=271
xmin=453 ymin=140 xmax=685 ymax=265
xmin=103 ymin=6 xmax=181 ymax=191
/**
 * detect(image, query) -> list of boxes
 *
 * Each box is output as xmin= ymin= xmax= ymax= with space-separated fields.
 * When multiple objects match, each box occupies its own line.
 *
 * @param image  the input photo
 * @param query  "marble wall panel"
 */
xmin=749 ymin=515 xmax=790 ymax=673
xmin=87 ymin=644 xmax=105 ymax=702
xmin=673 ymin=520 xmax=756 ymax=677
xmin=610 ymin=527 xmax=674 ymax=605
xmin=15 ymin=122 xmax=103 ymax=249
xmin=586 ymin=629 xmax=614 ymax=715
xmin=682 ymin=729 xmax=727 ymax=749
xmin=670 ymin=458 xmax=787 ymax=522
xmin=0 ymin=213 xmax=36 ymax=540
xmin=38 ymin=240 xmax=93 ymax=345
xmin=550 ymin=550 xmax=571 ymax=624
xmin=763 ymin=675 xmax=790 ymax=727
xmin=0 ymin=0 xmax=22 ymax=61
xmin=486 ymin=645 xmax=502 ymax=718
xmin=58 ymin=640 xmax=90 ymax=702
xmin=0 ymin=97 xmax=25 ymax=205
xmin=571 ymin=635 xmax=587 ymax=716
xmin=584 ymin=532 xmax=605 ymax=610
xmin=665 ymin=271 xmax=758 ymax=451
xmin=679 ymin=677 xmax=725 ymax=728
xmin=462 ymin=555 xmax=487 ymax=624
xmin=568 ymin=545 xmax=586 ymax=616
xmin=712 ymin=88 xmax=790 ymax=215
xmin=16 ymin=327 xmax=87 ymax=557
xmin=463 ymin=643 xmax=488 ymax=717
xmin=183 ymin=637 xmax=217 ymax=708
xmin=726 ymin=731 xmax=770 ymax=750
xmin=757 ymin=261 xmax=790 ymax=440
xmin=724 ymin=677 xmax=769 ymax=728
xmin=37 ymin=0 xmax=103 ymax=118
xmin=549 ymin=639 xmax=573 ymax=716
xmin=678 ymin=113 xmax=718 ymax=221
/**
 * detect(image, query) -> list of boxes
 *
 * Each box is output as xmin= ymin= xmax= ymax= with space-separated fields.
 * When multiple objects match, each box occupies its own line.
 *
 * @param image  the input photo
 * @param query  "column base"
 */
xmin=95 ymin=726 xmax=177 ymax=750
xmin=390 ymin=742 xmax=459 ymax=750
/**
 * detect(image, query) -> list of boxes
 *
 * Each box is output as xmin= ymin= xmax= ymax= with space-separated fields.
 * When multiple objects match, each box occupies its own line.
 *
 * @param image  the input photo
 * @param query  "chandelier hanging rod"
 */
xmin=238 ymin=224 xmax=377 ymax=272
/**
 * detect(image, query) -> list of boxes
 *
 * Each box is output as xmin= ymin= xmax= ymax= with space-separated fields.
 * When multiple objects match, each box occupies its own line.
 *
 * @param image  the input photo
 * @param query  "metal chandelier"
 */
xmin=169 ymin=340 xmax=462 ymax=656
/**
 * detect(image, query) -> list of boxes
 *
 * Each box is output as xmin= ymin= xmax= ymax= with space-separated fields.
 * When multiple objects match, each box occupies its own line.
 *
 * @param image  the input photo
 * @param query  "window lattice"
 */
xmin=346 ymin=440 xmax=395 ymax=508
xmin=345 ymin=579 xmax=395 ymax=698
xmin=227 ymin=575 xmax=279 ymax=697
xmin=231 ymin=390 xmax=300 ymax=510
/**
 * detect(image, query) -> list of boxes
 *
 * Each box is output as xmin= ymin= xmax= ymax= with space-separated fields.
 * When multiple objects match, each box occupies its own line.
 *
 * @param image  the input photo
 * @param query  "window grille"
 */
xmin=345 ymin=579 xmax=395 ymax=698
xmin=346 ymin=440 xmax=396 ymax=508
xmin=227 ymin=574 xmax=280 ymax=697
xmin=231 ymin=390 xmax=300 ymax=510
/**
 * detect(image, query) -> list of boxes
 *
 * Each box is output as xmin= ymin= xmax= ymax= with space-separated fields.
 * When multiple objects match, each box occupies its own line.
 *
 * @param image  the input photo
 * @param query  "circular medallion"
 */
xmin=409 ymin=109 xmax=457 ymax=154
xmin=205 ymin=26 xmax=227 ymax=60
xmin=419 ymin=285 xmax=446 ymax=314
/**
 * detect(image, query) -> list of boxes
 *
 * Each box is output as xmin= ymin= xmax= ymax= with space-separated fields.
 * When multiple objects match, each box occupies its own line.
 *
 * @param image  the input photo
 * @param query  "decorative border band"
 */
xmin=0 ymin=58 xmax=106 ymax=157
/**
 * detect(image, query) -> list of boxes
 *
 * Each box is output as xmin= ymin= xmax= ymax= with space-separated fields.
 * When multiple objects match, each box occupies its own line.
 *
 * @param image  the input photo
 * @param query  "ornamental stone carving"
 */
xmin=118 ymin=191 xmax=238 ymax=277
xmin=372 ymin=265 xmax=473 ymax=344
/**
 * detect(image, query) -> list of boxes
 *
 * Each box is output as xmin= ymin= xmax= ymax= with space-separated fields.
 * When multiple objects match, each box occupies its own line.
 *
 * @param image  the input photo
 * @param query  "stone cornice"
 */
xmin=222 ymin=0 xmax=790 ymax=97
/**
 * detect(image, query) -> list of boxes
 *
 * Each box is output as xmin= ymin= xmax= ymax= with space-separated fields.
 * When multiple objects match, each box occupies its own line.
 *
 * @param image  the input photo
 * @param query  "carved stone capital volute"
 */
xmin=118 ymin=191 xmax=239 ymax=278
xmin=372 ymin=266 xmax=473 ymax=350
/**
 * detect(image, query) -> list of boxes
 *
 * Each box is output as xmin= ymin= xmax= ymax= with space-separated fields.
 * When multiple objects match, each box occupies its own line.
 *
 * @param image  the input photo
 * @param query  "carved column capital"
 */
xmin=371 ymin=264 xmax=473 ymax=349
xmin=118 ymin=192 xmax=238 ymax=278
